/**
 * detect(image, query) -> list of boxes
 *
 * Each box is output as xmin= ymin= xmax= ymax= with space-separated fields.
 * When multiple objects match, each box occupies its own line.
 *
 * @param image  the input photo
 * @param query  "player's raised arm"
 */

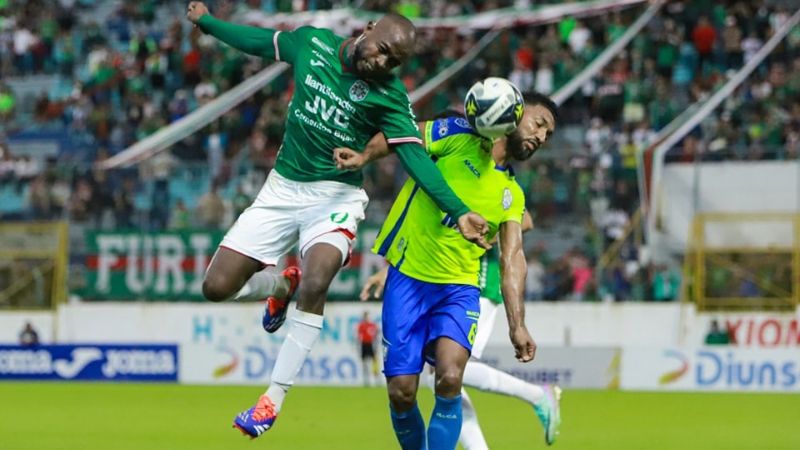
xmin=498 ymin=219 xmax=536 ymax=363
xmin=187 ymin=1 xmax=301 ymax=63
xmin=333 ymin=121 xmax=428 ymax=171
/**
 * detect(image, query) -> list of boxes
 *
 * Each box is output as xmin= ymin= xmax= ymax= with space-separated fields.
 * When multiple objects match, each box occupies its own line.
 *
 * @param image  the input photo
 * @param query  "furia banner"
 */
xmin=76 ymin=229 xmax=383 ymax=301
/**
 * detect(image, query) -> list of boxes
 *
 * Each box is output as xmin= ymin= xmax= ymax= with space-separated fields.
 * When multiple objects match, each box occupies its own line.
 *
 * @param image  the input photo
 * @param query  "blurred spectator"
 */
xmin=196 ymin=183 xmax=226 ymax=229
xmin=19 ymin=322 xmax=39 ymax=346
xmin=232 ymin=185 xmax=251 ymax=218
xmin=651 ymin=264 xmax=681 ymax=301
xmin=356 ymin=312 xmax=379 ymax=387
xmin=170 ymin=199 xmax=191 ymax=230
xmin=704 ymin=319 xmax=730 ymax=345
xmin=525 ymin=249 xmax=545 ymax=301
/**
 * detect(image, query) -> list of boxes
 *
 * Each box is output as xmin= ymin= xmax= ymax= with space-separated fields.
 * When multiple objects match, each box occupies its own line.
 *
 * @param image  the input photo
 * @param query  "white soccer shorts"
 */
xmin=470 ymin=296 xmax=500 ymax=360
xmin=220 ymin=170 xmax=368 ymax=266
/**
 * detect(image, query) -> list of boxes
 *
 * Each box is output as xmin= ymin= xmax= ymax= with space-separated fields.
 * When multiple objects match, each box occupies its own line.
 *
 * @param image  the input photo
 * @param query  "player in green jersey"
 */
xmin=336 ymin=90 xmax=559 ymax=449
xmin=186 ymin=2 xmax=490 ymax=439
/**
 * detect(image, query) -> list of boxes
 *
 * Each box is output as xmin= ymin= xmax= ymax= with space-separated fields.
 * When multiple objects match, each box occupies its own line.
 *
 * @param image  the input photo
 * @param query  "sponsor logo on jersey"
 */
xmin=463 ymin=159 xmax=481 ymax=178
xmin=311 ymin=37 xmax=335 ymax=55
xmin=349 ymin=80 xmax=369 ymax=102
xmin=308 ymin=49 xmax=331 ymax=67
xmin=438 ymin=120 xmax=449 ymax=136
xmin=454 ymin=117 xmax=471 ymax=129
xmin=330 ymin=212 xmax=349 ymax=224
xmin=502 ymin=188 xmax=512 ymax=210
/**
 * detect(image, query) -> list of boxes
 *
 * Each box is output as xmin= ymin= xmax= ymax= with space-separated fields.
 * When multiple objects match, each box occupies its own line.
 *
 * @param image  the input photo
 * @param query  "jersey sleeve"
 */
xmin=380 ymin=88 xmax=423 ymax=147
xmin=502 ymin=181 xmax=526 ymax=224
xmin=198 ymin=15 xmax=313 ymax=64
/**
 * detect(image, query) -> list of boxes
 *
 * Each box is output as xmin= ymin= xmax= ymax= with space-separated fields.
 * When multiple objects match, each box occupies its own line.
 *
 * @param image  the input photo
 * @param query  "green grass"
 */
xmin=0 ymin=383 xmax=798 ymax=449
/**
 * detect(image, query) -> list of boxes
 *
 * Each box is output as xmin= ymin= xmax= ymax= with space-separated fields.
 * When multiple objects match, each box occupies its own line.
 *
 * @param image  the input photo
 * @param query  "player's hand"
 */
xmin=360 ymin=266 xmax=388 ymax=301
xmin=457 ymin=212 xmax=491 ymax=250
xmin=187 ymin=1 xmax=210 ymax=24
xmin=334 ymin=147 xmax=366 ymax=171
xmin=510 ymin=326 xmax=536 ymax=363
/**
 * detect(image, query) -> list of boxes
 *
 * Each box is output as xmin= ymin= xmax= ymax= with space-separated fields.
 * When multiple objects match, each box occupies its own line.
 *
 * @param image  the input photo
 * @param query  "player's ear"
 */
xmin=364 ymin=21 xmax=375 ymax=33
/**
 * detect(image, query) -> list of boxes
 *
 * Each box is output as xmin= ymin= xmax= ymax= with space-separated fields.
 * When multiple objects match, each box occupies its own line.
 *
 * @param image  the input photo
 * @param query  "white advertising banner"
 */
xmin=176 ymin=303 xmax=384 ymax=385
xmin=686 ymin=313 xmax=800 ymax=348
xmin=0 ymin=311 xmax=54 ymax=344
xmin=621 ymin=347 xmax=800 ymax=392
xmin=479 ymin=346 xmax=620 ymax=389
xmin=55 ymin=302 xmax=382 ymax=385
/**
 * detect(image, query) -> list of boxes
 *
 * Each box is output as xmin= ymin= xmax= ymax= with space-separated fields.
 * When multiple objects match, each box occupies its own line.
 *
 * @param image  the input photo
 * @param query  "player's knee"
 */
xmin=388 ymin=381 xmax=417 ymax=410
xmin=201 ymin=275 xmax=232 ymax=302
xmin=295 ymin=275 xmax=329 ymax=311
xmin=435 ymin=368 xmax=464 ymax=396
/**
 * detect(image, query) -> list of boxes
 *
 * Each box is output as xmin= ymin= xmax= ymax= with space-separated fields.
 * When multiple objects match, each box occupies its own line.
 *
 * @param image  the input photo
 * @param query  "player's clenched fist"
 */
xmin=510 ymin=326 xmax=536 ymax=363
xmin=187 ymin=1 xmax=210 ymax=23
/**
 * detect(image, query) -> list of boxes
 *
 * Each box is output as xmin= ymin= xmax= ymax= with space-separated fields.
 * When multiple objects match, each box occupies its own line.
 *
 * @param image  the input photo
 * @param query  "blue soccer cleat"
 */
xmin=534 ymin=384 xmax=562 ymax=445
xmin=233 ymin=394 xmax=279 ymax=439
xmin=262 ymin=266 xmax=301 ymax=333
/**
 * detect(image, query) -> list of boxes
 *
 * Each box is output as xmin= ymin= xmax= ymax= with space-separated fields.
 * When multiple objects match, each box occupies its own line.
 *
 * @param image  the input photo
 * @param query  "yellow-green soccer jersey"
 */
xmin=372 ymin=116 xmax=525 ymax=286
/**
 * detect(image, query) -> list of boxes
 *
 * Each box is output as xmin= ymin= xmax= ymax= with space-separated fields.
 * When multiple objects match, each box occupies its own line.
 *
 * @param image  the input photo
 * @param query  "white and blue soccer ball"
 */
xmin=464 ymin=77 xmax=525 ymax=139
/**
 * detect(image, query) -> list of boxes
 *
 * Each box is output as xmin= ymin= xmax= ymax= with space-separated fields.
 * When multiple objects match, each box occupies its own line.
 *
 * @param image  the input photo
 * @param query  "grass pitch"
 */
xmin=0 ymin=383 xmax=798 ymax=449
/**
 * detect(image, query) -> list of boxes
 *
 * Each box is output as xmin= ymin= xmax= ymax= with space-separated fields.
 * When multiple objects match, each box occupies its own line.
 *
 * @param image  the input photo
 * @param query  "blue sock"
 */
xmin=427 ymin=395 xmax=462 ymax=450
xmin=390 ymin=403 xmax=427 ymax=450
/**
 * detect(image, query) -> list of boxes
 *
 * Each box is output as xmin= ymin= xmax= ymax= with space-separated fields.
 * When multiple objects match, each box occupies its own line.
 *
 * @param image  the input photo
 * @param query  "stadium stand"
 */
xmin=1 ymin=0 xmax=797 ymax=302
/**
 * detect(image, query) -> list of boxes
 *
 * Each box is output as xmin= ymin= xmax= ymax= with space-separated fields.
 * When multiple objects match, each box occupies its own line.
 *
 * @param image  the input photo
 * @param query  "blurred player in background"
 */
xmin=357 ymin=311 xmax=380 ymax=386
xmin=186 ymin=2 xmax=490 ymax=439
xmin=343 ymin=91 xmax=559 ymax=448
xmin=335 ymin=87 xmax=556 ymax=449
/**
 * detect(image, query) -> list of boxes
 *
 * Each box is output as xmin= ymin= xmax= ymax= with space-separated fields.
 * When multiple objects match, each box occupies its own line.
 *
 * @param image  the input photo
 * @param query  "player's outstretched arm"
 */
xmin=394 ymin=142 xmax=490 ymax=249
xmin=334 ymin=122 xmax=428 ymax=171
xmin=187 ymin=1 xmax=292 ymax=61
xmin=499 ymin=220 xmax=536 ymax=363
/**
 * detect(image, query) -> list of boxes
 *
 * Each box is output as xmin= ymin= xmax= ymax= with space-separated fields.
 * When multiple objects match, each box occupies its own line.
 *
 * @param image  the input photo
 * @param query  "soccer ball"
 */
xmin=464 ymin=77 xmax=524 ymax=139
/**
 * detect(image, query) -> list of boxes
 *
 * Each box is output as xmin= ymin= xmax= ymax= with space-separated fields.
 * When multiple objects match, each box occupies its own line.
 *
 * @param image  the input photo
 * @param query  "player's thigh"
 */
xmin=220 ymin=172 xmax=301 ymax=266
xmin=470 ymin=297 xmax=501 ymax=360
xmin=203 ymin=246 xmax=264 ymax=298
xmin=426 ymin=284 xmax=481 ymax=363
xmin=382 ymin=267 xmax=432 ymax=378
xmin=298 ymin=184 xmax=368 ymax=264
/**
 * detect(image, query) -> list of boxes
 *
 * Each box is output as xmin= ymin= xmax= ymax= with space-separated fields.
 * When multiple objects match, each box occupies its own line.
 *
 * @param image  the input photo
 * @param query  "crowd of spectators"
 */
xmin=1 ymin=0 xmax=797 ymax=301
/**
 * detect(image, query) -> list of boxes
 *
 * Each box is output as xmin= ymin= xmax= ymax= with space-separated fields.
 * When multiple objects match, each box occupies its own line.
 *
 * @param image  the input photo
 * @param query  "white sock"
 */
xmin=265 ymin=309 xmax=323 ymax=411
xmin=459 ymin=388 xmax=489 ymax=450
xmin=229 ymin=269 xmax=288 ymax=302
xmin=463 ymin=361 xmax=545 ymax=406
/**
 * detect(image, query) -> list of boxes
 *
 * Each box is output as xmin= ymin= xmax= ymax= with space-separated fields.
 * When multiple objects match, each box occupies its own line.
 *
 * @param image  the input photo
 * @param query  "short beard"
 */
xmin=506 ymin=132 xmax=535 ymax=161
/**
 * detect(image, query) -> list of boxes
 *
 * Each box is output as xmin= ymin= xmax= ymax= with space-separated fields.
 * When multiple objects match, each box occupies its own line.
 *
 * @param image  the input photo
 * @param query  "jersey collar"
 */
xmin=339 ymin=38 xmax=356 ymax=73
xmin=494 ymin=163 xmax=515 ymax=176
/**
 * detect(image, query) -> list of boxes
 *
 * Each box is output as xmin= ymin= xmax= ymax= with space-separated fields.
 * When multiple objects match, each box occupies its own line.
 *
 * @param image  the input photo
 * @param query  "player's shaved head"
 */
xmin=351 ymin=13 xmax=417 ymax=78
xmin=376 ymin=13 xmax=416 ymax=58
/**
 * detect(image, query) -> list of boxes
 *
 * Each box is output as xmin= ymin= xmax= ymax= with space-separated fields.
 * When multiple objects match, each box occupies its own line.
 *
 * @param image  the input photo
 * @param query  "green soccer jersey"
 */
xmin=198 ymin=17 xmax=422 ymax=187
xmin=479 ymin=246 xmax=503 ymax=304
xmin=372 ymin=117 xmax=526 ymax=286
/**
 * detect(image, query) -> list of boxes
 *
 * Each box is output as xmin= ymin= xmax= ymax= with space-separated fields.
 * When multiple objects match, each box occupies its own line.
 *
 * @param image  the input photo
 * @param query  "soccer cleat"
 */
xmin=232 ymin=394 xmax=279 ymax=439
xmin=534 ymin=384 xmax=562 ymax=446
xmin=262 ymin=266 xmax=301 ymax=333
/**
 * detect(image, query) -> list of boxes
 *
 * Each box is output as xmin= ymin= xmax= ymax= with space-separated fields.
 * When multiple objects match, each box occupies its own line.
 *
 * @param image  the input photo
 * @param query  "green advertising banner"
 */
xmin=77 ymin=228 xmax=383 ymax=301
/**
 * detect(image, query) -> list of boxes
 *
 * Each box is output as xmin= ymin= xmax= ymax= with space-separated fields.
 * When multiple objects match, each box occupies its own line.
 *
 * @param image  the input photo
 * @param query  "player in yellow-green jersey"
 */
xmin=337 ymin=90 xmax=559 ymax=449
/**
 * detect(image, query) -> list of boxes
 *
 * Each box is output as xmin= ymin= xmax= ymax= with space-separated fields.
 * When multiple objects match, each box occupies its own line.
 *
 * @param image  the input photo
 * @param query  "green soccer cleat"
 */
xmin=534 ymin=384 xmax=562 ymax=445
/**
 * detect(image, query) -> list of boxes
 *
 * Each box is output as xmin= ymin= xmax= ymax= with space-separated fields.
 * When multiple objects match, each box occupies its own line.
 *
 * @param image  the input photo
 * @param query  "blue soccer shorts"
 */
xmin=381 ymin=266 xmax=481 ymax=377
